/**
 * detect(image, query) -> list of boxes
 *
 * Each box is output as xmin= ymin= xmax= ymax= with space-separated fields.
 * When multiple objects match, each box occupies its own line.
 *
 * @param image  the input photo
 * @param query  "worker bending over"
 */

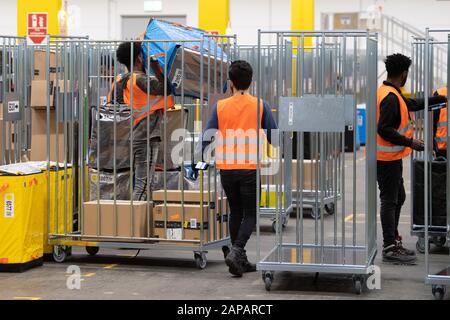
xmin=112 ymin=41 xmax=174 ymax=200
xmin=202 ymin=60 xmax=277 ymax=277
xmin=377 ymin=53 xmax=447 ymax=264
xmin=433 ymin=87 xmax=448 ymax=158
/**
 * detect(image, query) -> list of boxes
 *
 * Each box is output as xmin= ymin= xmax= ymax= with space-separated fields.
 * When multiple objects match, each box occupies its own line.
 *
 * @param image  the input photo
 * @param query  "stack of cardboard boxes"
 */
xmin=81 ymin=190 xmax=229 ymax=243
xmin=30 ymin=50 xmax=68 ymax=162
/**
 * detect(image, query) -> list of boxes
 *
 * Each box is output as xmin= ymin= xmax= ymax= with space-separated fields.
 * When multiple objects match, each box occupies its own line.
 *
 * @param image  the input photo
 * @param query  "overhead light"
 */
xmin=144 ymin=0 xmax=162 ymax=12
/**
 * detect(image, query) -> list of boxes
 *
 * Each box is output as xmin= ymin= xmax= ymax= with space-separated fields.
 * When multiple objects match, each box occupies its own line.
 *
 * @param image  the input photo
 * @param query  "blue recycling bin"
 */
xmin=357 ymin=105 xmax=366 ymax=146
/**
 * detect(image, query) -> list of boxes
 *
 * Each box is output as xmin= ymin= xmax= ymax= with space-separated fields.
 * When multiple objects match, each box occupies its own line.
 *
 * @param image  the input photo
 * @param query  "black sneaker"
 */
xmin=241 ymin=249 xmax=257 ymax=273
xmin=396 ymin=240 xmax=416 ymax=256
xmin=225 ymin=246 xmax=244 ymax=277
xmin=382 ymin=244 xmax=417 ymax=265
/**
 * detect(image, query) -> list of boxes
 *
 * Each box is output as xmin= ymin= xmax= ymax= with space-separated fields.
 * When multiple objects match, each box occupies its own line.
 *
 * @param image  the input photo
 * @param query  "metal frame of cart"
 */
xmin=410 ymin=35 xmax=449 ymax=254
xmin=421 ymin=28 xmax=450 ymax=300
xmin=255 ymin=30 xmax=379 ymax=294
xmin=42 ymin=34 xmax=237 ymax=269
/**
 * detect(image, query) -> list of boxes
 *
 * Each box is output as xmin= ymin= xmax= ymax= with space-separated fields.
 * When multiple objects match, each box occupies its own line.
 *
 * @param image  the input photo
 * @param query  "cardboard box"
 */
xmin=152 ymin=189 xmax=215 ymax=203
xmin=261 ymin=159 xmax=318 ymax=190
xmin=153 ymin=204 xmax=209 ymax=241
xmin=33 ymin=50 xmax=57 ymax=81
xmin=83 ymin=200 xmax=149 ymax=238
xmin=30 ymin=109 xmax=66 ymax=162
xmin=30 ymin=80 xmax=54 ymax=109
xmin=153 ymin=197 xmax=229 ymax=241
xmin=31 ymin=80 xmax=73 ymax=110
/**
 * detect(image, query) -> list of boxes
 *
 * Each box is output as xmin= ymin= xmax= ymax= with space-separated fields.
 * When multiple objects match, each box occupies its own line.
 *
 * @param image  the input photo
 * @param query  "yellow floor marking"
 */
xmin=291 ymin=248 xmax=297 ymax=263
xmin=14 ymin=297 xmax=41 ymax=300
xmin=82 ymin=273 xmax=96 ymax=277
xmin=303 ymin=248 xmax=312 ymax=263
xmin=103 ymin=264 xmax=118 ymax=269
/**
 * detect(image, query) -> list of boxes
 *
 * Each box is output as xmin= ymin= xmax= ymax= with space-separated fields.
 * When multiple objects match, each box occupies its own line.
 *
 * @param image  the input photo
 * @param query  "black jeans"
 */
xmin=220 ymin=170 xmax=257 ymax=249
xmin=377 ymin=159 xmax=406 ymax=247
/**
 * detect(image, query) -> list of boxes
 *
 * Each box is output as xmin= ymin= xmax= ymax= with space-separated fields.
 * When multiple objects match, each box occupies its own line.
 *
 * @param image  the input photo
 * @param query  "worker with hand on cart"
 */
xmin=200 ymin=60 xmax=277 ymax=277
xmin=111 ymin=41 xmax=175 ymax=200
xmin=433 ymin=87 xmax=448 ymax=158
xmin=377 ymin=53 xmax=447 ymax=264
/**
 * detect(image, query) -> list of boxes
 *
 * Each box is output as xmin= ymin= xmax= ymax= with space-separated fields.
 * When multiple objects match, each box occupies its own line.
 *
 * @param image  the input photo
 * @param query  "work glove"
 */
xmin=410 ymin=139 xmax=425 ymax=152
xmin=185 ymin=163 xmax=199 ymax=181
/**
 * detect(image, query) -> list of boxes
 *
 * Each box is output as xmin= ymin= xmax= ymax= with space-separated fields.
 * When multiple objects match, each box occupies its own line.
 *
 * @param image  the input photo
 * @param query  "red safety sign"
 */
xmin=27 ymin=12 xmax=48 ymax=44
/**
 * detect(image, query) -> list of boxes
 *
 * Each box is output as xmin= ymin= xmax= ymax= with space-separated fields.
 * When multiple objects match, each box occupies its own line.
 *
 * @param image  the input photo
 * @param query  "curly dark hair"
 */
xmin=384 ymin=53 xmax=412 ymax=78
xmin=228 ymin=60 xmax=253 ymax=90
xmin=116 ymin=42 xmax=142 ymax=71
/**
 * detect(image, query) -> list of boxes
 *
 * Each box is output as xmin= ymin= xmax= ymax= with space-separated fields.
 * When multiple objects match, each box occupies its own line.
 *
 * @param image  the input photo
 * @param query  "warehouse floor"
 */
xmin=1 ymin=149 xmax=449 ymax=300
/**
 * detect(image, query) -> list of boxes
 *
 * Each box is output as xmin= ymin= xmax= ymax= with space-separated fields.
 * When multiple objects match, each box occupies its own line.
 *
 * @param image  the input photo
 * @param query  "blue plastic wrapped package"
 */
xmin=142 ymin=19 xmax=229 ymax=98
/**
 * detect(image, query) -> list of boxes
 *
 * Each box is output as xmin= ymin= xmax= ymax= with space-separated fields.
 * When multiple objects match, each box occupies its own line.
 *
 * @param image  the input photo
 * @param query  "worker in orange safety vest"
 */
xmin=111 ymin=41 xmax=175 ymax=200
xmin=377 ymin=53 xmax=447 ymax=265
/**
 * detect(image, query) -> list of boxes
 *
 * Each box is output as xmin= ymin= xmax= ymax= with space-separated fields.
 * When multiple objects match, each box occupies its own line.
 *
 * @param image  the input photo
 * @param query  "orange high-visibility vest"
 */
xmin=435 ymin=87 xmax=448 ymax=151
xmin=216 ymin=95 xmax=264 ymax=170
xmin=108 ymin=73 xmax=174 ymax=126
xmin=376 ymin=85 xmax=414 ymax=161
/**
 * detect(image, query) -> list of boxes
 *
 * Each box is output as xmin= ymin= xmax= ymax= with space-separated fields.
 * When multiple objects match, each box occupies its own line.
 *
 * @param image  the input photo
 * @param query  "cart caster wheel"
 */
xmin=434 ymin=237 xmax=446 ymax=248
xmin=325 ymin=203 xmax=335 ymax=215
xmin=271 ymin=221 xmax=279 ymax=233
xmin=310 ymin=208 xmax=321 ymax=219
xmin=416 ymin=237 xmax=428 ymax=254
xmin=194 ymin=252 xmax=207 ymax=269
xmin=222 ymin=246 xmax=230 ymax=259
xmin=282 ymin=217 xmax=288 ymax=229
xmin=354 ymin=279 xmax=362 ymax=295
xmin=263 ymin=272 xmax=273 ymax=291
xmin=53 ymin=246 xmax=70 ymax=263
xmin=353 ymin=275 xmax=365 ymax=295
xmin=86 ymin=246 xmax=99 ymax=256
xmin=264 ymin=276 xmax=272 ymax=291
xmin=432 ymin=285 xmax=446 ymax=300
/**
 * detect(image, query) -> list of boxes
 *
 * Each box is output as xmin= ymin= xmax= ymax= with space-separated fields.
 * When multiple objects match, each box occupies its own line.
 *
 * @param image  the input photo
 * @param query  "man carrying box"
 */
xmin=201 ymin=61 xmax=277 ymax=277
xmin=111 ymin=41 xmax=175 ymax=200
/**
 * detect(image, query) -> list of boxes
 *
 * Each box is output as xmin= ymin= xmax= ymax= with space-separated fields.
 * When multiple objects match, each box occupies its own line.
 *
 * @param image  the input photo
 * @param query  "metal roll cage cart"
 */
xmin=256 ymin=30 xmax=378 ymax=294
xmin=421 ymin=28 xmax=450 ymax=300
xmin=1 ymin=36 xmax=30 ymax=166
xmin=410 ymin=35 xmax=449 ymax=253
xmin=238 ymin=42 xmax=341 ymax=232
xmin=45 ymin=33 xmax=237 ymax=269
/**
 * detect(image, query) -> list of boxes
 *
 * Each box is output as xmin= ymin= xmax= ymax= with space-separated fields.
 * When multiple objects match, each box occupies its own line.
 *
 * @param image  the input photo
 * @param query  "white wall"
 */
xmin=230 ymin=0 xmax=291 ymax=44
xmin=315 ymin=0 xmax=450 ymax=32
xmin=0 ymin=0 xmax=450 ymax=41
xmin=0 ymin=0 xmax=17 ymax=37
xmin=69 ymin=0 xmax=197 ymax=39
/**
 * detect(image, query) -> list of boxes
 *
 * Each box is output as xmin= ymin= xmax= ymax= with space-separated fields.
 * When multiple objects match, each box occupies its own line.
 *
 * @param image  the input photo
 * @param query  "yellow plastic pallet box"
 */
xmin=0 ymin=172 xmax=46 ymax=272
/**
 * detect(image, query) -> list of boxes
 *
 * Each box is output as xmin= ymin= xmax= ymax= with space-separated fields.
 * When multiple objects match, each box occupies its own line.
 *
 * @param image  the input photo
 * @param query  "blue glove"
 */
xmin=185 ymin=164 xmax=199 ymax=181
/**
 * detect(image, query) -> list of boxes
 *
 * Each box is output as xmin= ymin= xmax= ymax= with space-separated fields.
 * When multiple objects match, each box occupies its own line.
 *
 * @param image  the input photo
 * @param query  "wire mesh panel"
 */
xmin=0 ymin=36 xmax=30 ymax=165
xmin=255 ymin=30 xmax=378 ymax=294
xmin=410 ymin=36 xmax=449 ymax=254
xmin=41 ymin=34 xmax=237 ymax=269
xmin=413 ymin=28 xmax=450 ymax=300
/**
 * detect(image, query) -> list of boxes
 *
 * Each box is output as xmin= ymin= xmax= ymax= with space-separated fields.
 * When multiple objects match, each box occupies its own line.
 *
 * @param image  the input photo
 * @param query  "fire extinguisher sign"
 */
xmin=27 ymin=12 xmax=48 ymax=45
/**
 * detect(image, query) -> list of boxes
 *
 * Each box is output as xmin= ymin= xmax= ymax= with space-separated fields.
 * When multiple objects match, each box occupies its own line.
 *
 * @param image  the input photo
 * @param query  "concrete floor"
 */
xmin=1 ymin=149 xmax=449 ymax=300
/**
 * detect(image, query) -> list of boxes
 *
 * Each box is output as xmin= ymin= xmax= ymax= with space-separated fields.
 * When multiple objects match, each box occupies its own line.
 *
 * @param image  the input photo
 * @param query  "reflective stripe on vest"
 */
xmin=216 ymin=95 xmax=264 ymax=170
xmin=376 ymin=84 xmax=414 ymax=161
xmin=435 ymin=87 xmax=448 ymax=151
